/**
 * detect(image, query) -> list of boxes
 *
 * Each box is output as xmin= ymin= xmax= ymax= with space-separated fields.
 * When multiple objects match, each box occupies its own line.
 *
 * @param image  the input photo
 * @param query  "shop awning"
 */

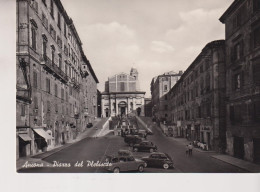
xmin=19 ymin=134 xmax=32 ymax=141
xmin=33 ymin=128 xmax=53 ymax=140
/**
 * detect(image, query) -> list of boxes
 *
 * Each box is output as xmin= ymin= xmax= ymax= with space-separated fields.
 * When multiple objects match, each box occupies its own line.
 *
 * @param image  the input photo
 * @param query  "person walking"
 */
xmin=188 ymin=143 xmax=193 ymax=156
xmin=186 ymin=145 xmax=189 ymax=156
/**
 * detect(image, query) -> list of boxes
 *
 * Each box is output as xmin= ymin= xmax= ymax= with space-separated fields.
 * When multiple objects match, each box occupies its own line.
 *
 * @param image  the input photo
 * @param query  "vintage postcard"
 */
xmin=15 ymin=0 xmax=260 ymax=175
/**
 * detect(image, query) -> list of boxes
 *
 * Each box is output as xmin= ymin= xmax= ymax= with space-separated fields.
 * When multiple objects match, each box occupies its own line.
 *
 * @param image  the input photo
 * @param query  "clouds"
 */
xmin=80 ymin=22 xmax=142 ymax=88
xmin=60 ymin=0 xmax=233 ymax=96
xmin=150 ymin=41 xmax=175 ymax=53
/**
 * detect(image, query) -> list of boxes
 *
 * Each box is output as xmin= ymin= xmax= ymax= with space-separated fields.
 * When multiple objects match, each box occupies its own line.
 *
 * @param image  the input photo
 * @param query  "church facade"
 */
xmin=101 ymin=68 xmax=146 ymax=117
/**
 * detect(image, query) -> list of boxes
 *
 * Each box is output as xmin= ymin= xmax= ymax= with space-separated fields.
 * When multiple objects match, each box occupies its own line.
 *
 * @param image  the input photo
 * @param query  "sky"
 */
xmin=7 ymin=0 xmax=233 ymax=98
xmin=60 ymin=0 xmax=233 ymax=97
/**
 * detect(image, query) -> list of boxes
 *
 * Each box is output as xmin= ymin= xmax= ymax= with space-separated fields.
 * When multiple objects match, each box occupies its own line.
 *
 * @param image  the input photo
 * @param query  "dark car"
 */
xmin=133 ymin=141 xmax=157 ymax=153
xmin=141 ymin=152 xmax=174 ymax=169
xmin=86 ymin=123 xmax=93 ymax=128
xmin=124 ymin=135 xmax=143 ymax=146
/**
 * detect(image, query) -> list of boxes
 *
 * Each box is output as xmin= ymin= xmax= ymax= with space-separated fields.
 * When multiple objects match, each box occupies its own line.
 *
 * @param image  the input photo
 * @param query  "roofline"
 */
xmin=181 ymin=40 xmax=225 ymax=78
xmin=54 ymin=0 xmax=82 ymax=46
xmin=82 ymin=55 xmax=99 ymax=83
xmin=169 ymin=40 xmax=225 ymax=93
xmin=219 ymin=0 xmax=243 ymax=23
xmin=108 ymin=72 xmax=131 ymax=79
xmin=101 ymin=91 xmax=146 ymax=95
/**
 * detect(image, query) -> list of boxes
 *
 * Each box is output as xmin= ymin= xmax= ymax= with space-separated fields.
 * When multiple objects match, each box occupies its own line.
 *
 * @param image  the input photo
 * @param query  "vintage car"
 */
xmin=117 ymin=149 xmax=133 ymax=156
xmin=133 ymin=141 xmax=157 ymax=153
xmin=86 ymin=123 xmax=93 ymax=128
xmin=105 ymin=155 xmax=146 ymax=173
xmin=124 ymin=135 xmax=143 ymax=146
xmin=141 ymin=152 xmax=174 ymax=169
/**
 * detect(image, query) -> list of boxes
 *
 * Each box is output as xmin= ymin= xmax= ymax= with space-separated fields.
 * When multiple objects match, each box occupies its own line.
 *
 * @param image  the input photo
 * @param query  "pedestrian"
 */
xmin=186 ymin=145 xmax=189 ymax=156
xmin=188 ymin=143 xmax=193 ymax=156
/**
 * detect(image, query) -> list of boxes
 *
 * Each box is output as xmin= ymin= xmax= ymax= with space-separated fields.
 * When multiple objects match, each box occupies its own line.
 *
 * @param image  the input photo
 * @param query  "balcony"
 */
xmin=16 ymin=86 xmax=31 ymax=103
xmin=71 ymin=77 xmax=81 ymax=90
xmin=40 ymin=54 xmax=69 ymax=84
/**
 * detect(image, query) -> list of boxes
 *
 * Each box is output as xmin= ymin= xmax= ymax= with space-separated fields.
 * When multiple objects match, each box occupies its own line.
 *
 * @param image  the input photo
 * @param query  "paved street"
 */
xmin=18 ymin=117 xmax=248 ymax=173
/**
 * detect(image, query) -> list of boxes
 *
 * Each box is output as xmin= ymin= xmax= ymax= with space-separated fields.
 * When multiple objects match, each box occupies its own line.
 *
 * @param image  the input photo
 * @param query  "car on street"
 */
xmin=133 ymin=141 xmax=157 ymax=153
xmin=104 ymin=155 xmax=146 ymax=173
xmin=117 ymin=149 xmax=133 ymax=157
xmin=86 ymin=123 xmax=93 ymax=128
xmin=141 ymin=152 xmax=174 ymax=169
xmin=124 ymin=135 xmax=143 ymax=146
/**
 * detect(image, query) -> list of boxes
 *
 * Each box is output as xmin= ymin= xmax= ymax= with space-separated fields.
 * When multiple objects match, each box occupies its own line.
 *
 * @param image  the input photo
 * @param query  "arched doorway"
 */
xmin=118 ymin=101 xmax=127 ymax=116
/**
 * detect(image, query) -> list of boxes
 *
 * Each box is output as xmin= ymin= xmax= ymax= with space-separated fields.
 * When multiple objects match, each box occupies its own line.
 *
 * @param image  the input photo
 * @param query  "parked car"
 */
xmin=105 ymin=155 xmax=146 ymax=173
xmin=86 ymin=123 xmax=93 ymax=128
xmin=133 ymin=141 xmax=157 ymax=153
xmin=124 ymin=135 xmax=143 ymax=146
xmin=117 ymin=149 xmax=133 ymax=157
xmin=141 ymin=152 xmax=174 ymax=169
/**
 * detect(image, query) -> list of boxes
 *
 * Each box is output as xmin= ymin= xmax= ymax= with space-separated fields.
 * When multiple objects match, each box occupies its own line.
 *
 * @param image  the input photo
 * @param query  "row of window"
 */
xmin=230 ymin=26 xmax=260 ymax=64
xmin=229 ymin=100 xmax=260 ymax=124
xmin=33 ymin=70 xmax=81 ymax=100
xmin=30 ymin=21 xmax=81 ymax=84
xmin=41 ymin=0 xmax=79 ymax=52
xmin=31 ymin=1 xmax=81 ymax=67
xmin=172 ymin=104 xmax=212 ymax=121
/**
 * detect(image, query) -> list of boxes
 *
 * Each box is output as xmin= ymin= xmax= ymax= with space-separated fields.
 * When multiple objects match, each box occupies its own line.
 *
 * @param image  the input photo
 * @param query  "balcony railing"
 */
xmin=71 ymin=77 xmax=81 ymax=89
xmin=40 ymin=54 xmax=69 ymax=83
xmin=16 ymin=86 xmax=31 ymax=103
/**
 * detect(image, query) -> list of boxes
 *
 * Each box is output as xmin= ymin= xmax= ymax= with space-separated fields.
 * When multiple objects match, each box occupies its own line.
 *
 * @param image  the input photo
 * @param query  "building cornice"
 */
xmin=219 ymin=0 xmax=244 ymax=23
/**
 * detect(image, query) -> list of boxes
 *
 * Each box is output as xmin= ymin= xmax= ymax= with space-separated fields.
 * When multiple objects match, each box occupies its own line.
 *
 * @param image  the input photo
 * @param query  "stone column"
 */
xmin=116 ymin=97 xmax=119 ymax=116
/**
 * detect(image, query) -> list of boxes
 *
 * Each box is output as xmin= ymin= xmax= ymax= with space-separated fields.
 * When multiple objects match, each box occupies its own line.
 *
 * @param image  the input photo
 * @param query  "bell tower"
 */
xmin=130 ymin=68 xmax=138 ymax=80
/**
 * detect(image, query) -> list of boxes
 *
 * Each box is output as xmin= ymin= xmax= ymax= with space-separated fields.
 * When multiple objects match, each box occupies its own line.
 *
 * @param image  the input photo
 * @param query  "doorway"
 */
xmin=207 ymin=132 xmax=211 ymax=148
xmin=233 ymin=136 xmax=244 ymax=159
xmin=105 ymin=108 xmax=109 ymax=117
xmin=137 ymin=107 xmax=141 ymax=116
xmin=118 ymin=101 xmax=127 ymax=116
xmin=121 ymin=107 xmax=126 ymax=115
xmin=253 ymin=138 xmax=260 ymax=164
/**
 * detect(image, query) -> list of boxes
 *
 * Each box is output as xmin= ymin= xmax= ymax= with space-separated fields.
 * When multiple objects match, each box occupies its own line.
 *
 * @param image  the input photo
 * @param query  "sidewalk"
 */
xmin=17 ymin=118 xmax=105 ymax=171
xmin=211 ymin=154 xmax=260 ymax=173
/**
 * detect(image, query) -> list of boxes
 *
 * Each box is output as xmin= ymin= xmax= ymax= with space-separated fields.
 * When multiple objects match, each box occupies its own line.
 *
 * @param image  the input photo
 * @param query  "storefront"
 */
xmin=18 ymin=133 xmax=32 ymax=157
xmin=200 ymin=126 xmax=211 ymax=149
xmin=17 ymin=127 xmax=32 ymax=158
xmin=32 ymin=127 xmax=53 ymax=153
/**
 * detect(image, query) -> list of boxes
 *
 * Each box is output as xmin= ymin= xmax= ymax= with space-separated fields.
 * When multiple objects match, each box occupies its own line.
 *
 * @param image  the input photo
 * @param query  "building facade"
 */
xmin=101 ymin=68 xmax=146 ymax=117
xmin=220 ymin=0 xmax=260 ymax=163
xmin=168 ymin=40 xmax=226 ymax=151
xmin=150 ymin=71 xmax=182 ymax=122
xmin=144 ymin=98 xmax=153 ymax=117
xmin=16 ymin=0 xmax=98 ymax=159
